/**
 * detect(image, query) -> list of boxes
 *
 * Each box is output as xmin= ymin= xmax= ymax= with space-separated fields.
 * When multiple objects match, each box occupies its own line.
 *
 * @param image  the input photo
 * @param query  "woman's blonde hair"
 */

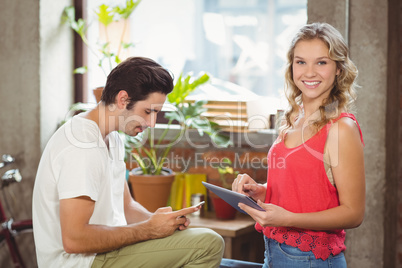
xmin=279 ymin=22 xmax=358 ymax=136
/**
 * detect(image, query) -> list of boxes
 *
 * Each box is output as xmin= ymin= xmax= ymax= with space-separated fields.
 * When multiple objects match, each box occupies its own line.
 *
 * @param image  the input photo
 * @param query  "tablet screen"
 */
xmin=202 ymin=181 xmax=265 ymax=215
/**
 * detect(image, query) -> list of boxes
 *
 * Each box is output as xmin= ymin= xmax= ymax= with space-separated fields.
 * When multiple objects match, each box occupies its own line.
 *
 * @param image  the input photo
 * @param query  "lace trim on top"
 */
xmin=263 ymin=227 xmax=346 ymax=260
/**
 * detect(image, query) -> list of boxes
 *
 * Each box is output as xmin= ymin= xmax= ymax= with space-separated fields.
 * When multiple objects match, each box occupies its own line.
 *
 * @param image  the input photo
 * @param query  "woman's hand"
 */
xmin=232 ymin=173 xmax=266 ymax=202
xmin=238 ymin=201 xmax=293 ymax=228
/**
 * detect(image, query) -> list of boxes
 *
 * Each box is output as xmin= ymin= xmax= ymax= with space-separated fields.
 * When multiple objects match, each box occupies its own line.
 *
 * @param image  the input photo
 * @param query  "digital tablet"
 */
xmin=202 ymin=181 xmax=265 ymax=215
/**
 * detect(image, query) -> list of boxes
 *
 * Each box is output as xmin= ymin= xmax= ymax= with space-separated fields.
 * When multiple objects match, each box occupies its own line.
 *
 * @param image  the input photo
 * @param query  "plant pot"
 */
xmin=211 ymin=196 xmax=237 ymax=220
xmin=129 ymin=168 xmax=175 ymax=212
xmin=93 ymin=86 xmax=104 ymax=103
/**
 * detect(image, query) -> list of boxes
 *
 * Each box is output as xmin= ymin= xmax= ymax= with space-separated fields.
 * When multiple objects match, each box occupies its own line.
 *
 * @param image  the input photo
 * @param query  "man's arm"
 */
xmin=123 ymin=181 xmax=152 ymax=224
xmin=60 ymin=195 xmax=198 ymax=254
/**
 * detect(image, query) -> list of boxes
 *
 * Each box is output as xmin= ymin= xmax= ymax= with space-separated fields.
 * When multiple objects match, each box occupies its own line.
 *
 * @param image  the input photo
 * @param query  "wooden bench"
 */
xmin=189 ymin=213 xmax=265 ymax=263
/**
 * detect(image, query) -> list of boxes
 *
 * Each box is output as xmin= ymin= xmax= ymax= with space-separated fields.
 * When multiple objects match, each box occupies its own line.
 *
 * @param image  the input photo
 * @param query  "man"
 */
xmin=32 ymin=57 xmax=224 ymax=267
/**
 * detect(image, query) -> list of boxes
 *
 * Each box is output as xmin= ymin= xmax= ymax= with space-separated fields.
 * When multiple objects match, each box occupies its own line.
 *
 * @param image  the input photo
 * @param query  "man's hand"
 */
xmin=60 ymin=195 xmax=202 ymax=254
xmin=146 ymin=205 xmax=201 ymax=238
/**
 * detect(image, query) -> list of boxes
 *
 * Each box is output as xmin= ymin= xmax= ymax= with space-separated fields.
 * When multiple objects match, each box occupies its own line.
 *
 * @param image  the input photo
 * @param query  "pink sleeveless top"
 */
xmin=255 ymin=113 xmax=364 ymax=260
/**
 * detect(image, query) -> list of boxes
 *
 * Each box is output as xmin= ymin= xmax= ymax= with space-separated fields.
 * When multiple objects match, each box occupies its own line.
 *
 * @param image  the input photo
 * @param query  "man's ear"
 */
xmin=116 ymin=90 xmax=129 ymax=109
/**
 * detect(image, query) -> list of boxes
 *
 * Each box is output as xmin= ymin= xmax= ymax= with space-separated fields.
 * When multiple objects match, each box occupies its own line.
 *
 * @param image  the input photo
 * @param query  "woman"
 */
xmin=233 ymin=22 xmax=365 ymax=267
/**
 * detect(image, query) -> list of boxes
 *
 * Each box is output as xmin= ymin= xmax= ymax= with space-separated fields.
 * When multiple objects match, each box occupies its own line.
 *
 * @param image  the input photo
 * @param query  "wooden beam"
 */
xmin=73 ymin=0 xmax=88 ymax=103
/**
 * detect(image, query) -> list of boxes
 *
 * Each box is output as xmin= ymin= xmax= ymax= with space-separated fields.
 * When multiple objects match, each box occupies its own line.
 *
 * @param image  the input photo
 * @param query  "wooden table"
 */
xmin=189 ymin=213 xmax=265 ymax=263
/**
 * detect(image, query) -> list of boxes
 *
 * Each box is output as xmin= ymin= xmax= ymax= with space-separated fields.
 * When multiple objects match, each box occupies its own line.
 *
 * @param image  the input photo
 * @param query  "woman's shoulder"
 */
xmin=328 ymin=114 xmax=364 ymax=146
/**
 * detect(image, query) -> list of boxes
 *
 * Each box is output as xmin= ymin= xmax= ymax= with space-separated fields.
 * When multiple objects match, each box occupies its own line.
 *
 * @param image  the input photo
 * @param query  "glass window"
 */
xmin=85 ymin=0 xmax=307 ymax=108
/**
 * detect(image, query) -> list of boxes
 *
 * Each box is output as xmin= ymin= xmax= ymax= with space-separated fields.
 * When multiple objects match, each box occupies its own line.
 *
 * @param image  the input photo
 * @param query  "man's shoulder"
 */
xmin=56 ymin=116 xmax=104 ymax=149
xmin=41 ymin=117 xmax=106 ymax=164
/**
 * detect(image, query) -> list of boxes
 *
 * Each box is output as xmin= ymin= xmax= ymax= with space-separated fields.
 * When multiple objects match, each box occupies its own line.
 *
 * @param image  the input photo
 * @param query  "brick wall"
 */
xmin=126 ymin=130 xmax=274 ymax=212
xmin=169 ymin=142 xmax=270 ymax=186
xmin=127 ymin=132 xmax=272 ymax=186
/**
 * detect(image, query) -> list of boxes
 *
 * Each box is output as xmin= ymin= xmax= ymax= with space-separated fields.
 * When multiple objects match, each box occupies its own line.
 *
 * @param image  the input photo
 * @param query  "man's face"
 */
xmin=119 ymin=92 xmax=166 ymax=136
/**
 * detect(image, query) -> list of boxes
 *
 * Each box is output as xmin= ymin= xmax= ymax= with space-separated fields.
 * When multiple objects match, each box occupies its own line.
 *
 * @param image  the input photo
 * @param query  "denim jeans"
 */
xmin=220 ymin=258 xmax=263 ymax=268
xmin=263 ymin=237 xmax=347 ymax=268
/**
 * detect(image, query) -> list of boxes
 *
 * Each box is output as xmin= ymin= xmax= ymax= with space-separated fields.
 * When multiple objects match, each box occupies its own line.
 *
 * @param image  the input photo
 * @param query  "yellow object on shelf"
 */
xmin=168 ymin=173 xmax=185 ymax=210
xmin=168 ymin=173 xmax=208 ymax=211
xmin=184 ymin=173 xmax=207 ymax=211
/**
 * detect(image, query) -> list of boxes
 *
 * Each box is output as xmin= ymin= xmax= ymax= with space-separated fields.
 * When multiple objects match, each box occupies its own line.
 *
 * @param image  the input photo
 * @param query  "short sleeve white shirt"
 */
xmin=32 ymin=116 xmax=127 ymax=268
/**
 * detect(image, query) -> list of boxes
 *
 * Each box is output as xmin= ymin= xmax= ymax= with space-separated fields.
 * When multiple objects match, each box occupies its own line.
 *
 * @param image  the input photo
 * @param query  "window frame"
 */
xmin=73 ymin=0 xmax=88 ymax=103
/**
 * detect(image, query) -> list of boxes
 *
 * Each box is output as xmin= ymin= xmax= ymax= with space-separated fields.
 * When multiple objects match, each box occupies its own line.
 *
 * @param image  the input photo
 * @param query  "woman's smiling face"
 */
xmin=292 ymin=38 xmax=340 ymax=104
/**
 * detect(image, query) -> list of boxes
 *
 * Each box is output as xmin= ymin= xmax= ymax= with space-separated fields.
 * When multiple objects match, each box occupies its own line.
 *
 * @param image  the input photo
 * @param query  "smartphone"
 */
xmin=191 ymin=201 xmax=205 ymax=208
xmin=178 ymin=201 xmax=205 ymax=218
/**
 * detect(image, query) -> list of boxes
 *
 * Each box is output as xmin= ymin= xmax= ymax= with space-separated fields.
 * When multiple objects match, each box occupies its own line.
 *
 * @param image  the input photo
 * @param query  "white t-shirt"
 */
xmin=32 ymin=116 xmax=127 ymax=268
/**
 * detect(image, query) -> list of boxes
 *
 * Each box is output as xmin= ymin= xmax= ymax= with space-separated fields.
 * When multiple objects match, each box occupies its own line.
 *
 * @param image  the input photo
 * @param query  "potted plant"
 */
xmin=210 ymin=158 xmax=239 ymax=220
xmin=63 ymin=0 xmax=141 ymax=101
xmin=124 ymin=72 xmax=232 ymax=212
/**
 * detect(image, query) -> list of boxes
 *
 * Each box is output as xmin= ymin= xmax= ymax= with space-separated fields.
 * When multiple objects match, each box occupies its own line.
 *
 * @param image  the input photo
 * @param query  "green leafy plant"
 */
xmin=212 ymin=158 xmax=239 ymax=189
xmin=123 ymin=72 xmax=232 ymax=175
xmin=62 ymin=0 xmax=141 ymax=75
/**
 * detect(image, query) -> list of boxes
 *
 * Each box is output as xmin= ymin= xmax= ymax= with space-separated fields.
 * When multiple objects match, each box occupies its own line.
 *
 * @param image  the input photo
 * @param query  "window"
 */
xmin=85 ymin=0 xmax=306 ymax=109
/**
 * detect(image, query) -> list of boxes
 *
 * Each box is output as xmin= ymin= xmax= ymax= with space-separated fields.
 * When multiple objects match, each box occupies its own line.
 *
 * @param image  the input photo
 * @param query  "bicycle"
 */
xmin=0 ymin=154 xmax=33 ymax=268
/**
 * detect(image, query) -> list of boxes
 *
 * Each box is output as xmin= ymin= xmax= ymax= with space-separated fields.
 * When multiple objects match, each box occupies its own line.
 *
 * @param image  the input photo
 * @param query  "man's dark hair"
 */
xmin=101 ymin=57 xmax=174 ymax=110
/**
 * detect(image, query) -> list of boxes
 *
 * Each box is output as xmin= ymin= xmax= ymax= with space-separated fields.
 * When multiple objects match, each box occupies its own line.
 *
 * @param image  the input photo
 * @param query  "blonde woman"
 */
xmin=233 ymin=23 xmax=365 ymax=267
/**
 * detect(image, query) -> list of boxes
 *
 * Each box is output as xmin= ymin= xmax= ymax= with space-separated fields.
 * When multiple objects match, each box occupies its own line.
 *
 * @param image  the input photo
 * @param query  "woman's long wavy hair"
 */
xmin=279 ymin=22 xmax=358 ymax=137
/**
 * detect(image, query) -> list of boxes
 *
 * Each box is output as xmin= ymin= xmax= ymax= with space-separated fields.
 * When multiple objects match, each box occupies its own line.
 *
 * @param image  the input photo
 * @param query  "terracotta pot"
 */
xmin=93 ymin=86 xmax=104 ymax=103
xmin=129 ymin=168 xmax=175 ymax=212
xmin=211 ymin=196 xmax=237 ymax=220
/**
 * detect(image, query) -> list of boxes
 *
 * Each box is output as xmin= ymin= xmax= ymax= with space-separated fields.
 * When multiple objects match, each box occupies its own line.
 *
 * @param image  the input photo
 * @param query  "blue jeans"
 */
xmin=220 ymin=258 xmax=263 ymax=268
xmin=263 ymin=237 xmax=347 ymax=268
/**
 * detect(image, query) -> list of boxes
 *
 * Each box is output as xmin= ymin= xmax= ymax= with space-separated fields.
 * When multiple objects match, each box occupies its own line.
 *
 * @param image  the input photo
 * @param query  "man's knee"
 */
xmin=207 ymin=228 xmax=225 ymax=255
xmin=191 ymin=228 xmax=225 ymax=256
